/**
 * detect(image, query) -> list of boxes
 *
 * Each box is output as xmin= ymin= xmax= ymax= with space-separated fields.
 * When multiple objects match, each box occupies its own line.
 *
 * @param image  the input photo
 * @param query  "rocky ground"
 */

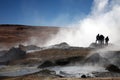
xmin=0 ymin=25 xmax=120 ymax=80
xmin=0 ymin=42 xmax=120 ymax=80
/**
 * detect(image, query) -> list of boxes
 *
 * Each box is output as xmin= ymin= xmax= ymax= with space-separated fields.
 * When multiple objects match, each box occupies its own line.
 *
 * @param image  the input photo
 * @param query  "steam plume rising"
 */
xmin=45 ymin=0 xmax=120 ymax=47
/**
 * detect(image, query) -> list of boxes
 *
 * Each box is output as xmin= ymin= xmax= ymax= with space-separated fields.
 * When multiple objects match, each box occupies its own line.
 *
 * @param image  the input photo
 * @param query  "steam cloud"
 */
xmin=45 ymin=0 xmax=120 ymax=47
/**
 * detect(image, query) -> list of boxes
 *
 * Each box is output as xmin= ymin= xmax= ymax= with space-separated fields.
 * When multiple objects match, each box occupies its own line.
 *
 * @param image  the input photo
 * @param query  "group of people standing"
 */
xmin=96 ymin=34 xmax=109 ymax=45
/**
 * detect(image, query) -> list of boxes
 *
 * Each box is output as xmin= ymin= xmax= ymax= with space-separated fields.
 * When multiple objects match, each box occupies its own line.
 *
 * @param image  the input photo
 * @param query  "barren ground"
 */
xmin=0 ymin=24 xmax=59 ymax=48
xmin=0 ymin=25 xmax=120 ymax=80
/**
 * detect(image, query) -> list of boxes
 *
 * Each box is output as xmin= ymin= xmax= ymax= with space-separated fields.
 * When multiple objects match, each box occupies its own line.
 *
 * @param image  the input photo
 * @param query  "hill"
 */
xmin=0 ymin=24 xmax=59 ymax=48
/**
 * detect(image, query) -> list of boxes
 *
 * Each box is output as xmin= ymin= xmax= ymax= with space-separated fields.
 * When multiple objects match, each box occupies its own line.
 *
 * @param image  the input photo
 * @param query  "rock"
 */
xmin=5 ymin=47 xmax=26 ymax=60
xmin=39 ymin=69 xmax=56 ymax=75
xmin=89 ymin=43 xmax=106 ymax=48
xmin=0 ymin=50 xmax=7 ymax=57
xmin=0 ymin=66 xmax=40 ymax=77
xmin=81 ymin=74 xmax=87 ymax=78
xmin=51 ymin=42 xmax=70 ymax=49
xmin=59 ymin=71 xmax=68 ymax=75
xmin=106 ymin=64 xmax=120 ymax=73
xmin=55 ymin=59 xmax=70 ymax=66
xmin=55 ymin=56 xmax=82 ymax=66
xmin=38 ymin=56 xmax=83 ymax=68
xmin=0 ymin=47 xmax=26 ymax=65
xmin=67 ymin=56 xmax=83 ymax=63
xmin=93 ymin=72 xmax=120 ymax=77
xmin=19 ymin=44 xmax=26 ymax=51
xmin=85 ymin=53 xmax=110 ymax=66
xmin=102 ymin=51 xmax=120 ymax=67
xmin=19 ymin=44 xmax=40 ymax=51
xmin=38 ymin=60 xmax=55 ymax=68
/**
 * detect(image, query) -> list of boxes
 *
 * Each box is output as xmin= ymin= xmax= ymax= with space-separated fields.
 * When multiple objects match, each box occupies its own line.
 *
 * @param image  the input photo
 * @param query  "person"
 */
xmin=105 ymin=36 xmax=109 ymax=45
xmin=101 ymin=35 xmax=105 ymax=44
xmin=99 ymin=35 xmax=104 ymax=44
xmin=96 ymin=34 xmax=100 ymax=44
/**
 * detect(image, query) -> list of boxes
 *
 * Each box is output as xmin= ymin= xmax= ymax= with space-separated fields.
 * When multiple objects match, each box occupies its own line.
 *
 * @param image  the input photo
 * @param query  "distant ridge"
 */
xmin=0 ymin=24 xmax=58 ymax=28
xmin=0 ymin=24 xmax=27 ymax=26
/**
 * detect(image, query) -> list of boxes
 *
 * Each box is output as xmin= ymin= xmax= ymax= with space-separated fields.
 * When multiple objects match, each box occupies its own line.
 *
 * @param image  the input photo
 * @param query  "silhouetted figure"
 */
xmin=105 ymin=36 xmax=109 ymax=45
xmin=96 ymin=34 xmax=100 ymax=44
xmin=99 ymin=35 xmax=104 ymax=44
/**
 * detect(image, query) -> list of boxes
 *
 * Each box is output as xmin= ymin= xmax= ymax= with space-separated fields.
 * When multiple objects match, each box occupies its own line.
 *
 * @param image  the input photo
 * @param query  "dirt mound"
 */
xmin=101 ymin=51 xmax=120 ymax=67
xmin=89 ymin=43 xmax=107 ymax=48
xmin=85 ymin=53 xmax=110 ymax=66
xmin=106 ymin=64 xmax=120 ymax=73
xmin=19 ymin=44 xmax=40 ymax=51
xmin=0 ymin=47 xmax=26 ymax=65
xmin=38 ymin=60 xmax=55 ymax=68
xmin=50 ymin=42 xmax=70 ymax=49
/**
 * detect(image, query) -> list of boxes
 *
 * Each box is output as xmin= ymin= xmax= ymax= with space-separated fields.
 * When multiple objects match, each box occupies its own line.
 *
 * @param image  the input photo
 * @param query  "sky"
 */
xmin=0 ymin=0 xmax=93 ymax=27
xmin=44 ymin=0 xmax=120 ymax=47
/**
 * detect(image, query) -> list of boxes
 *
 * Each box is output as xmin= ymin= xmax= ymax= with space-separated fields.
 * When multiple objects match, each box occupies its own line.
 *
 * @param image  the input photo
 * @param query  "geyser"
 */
xmin=45 ymin=0 xmax=120 ymax=47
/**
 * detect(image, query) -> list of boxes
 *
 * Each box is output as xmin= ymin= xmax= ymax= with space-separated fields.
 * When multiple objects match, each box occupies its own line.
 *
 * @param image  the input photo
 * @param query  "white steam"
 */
xmin=44 ymin=0 xmax=120 ymax=47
